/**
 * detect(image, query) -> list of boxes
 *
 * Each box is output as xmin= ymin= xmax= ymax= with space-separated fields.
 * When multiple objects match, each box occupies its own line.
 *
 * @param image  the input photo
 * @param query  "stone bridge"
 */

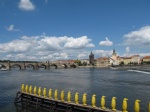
xmin=0 ymin=61 xmax=78 ymax=70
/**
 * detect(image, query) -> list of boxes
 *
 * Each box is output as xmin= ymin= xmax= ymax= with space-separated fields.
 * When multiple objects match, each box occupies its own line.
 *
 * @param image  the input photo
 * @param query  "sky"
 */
xmin=0 ymin=0 xmax=150 ymax=61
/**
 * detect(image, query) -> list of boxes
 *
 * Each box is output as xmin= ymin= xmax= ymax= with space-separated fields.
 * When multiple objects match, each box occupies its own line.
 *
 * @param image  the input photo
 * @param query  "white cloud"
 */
xmin=40 ymin=53 xmax=68 ymax=60
xmin=99 ymin=37 xmax=113 ymax=46
xmin=6 ymin=54 xmax=13 ymax=58
xmin=0 ymin=40 xmax=33 ymax=53
xmin=139 ymin=53 xmax=150 ymax=57
xmin=93 ymin=50 xmax=112 ymax=58
xmin=45 ymin=0 xmax=48 ymax=4
xmin=18 ymin=0 xmax=35 ymax=11
xmin=37 ymin=36 xmax=94 ymax=50
xmin=77 ymin=53 xmax=87 ymax=59
xmin=122 ymin=52 xmax=150 ymax=58
xmin=16 ymin=54 xmax=26 ymax=59
xmin=123 ymin=26 xmax=150 ymax=46
xmin=126 ymin=46 xmax=130 ymax=53
xmin=5 ymin=54 xmax=37 ymax=61
xmin=0 ymin=35 xmax=95 ymax=61
xmin=6 ymin=25 xmax=19 ymax=31
xmin=64 ymin=36 xmax=95 ymax=48
xmin=37 ymin=36 xmax=66 ymax=51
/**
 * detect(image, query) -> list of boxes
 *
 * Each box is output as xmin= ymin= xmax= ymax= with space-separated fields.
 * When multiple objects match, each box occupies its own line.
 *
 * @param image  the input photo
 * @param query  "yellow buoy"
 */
xmin=34 ymin=86 xmax=37 ymax=95
xmin=43 ymin=88 xmax=46 ymax=98
xmin=101 ymin=96 xmax=106 ymax=109
xmin=29 ymin=85 xmax=32 ymax=94
xmin=54 ymin=89 xmax=58 ymax=100
xmin=111 ymin=97 xmax=116 ymax=111
xmin=67 ymin=91 xmax=71 ymax=103
xmin=82 ymin=93 xmax=87 ymax=106
xmin=92 ymin=94 xmax=96 ymax=108
xmin=148 ymin=102 xmax=150 ymax=112
xmin=122 ymin=98 xmax=128 ymax=112
xmin=61 ymin=90 xmax=65 ymax=102
xmin=21 ymin=84 xmax=25 ymax=92
xmin=25 ymin=85 xmax=29 ymax=93
xmin=38 ymin=87 xmax=41 ymax=96
xmin=75 ymin=92 xmax=79 ymax=104
xmin=49 ymin=89 xmax=52 ymax=99
xmin=134 ymin=99 xmax=140 ymax=112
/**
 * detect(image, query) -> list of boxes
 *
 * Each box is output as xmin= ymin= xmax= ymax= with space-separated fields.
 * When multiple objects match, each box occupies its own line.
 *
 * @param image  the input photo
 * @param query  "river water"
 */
xmin=0 ymin=67 xmax=150 ymax=112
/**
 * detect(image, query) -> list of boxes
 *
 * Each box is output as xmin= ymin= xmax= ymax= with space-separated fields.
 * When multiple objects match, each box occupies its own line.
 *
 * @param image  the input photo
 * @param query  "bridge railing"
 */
xmin=20 ymin=84 xmax=150 ymax=112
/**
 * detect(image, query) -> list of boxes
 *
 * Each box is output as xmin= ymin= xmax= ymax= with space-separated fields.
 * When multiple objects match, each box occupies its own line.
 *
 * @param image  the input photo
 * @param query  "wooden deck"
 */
xmin=14 ymin=91 xmax=122 ymax=112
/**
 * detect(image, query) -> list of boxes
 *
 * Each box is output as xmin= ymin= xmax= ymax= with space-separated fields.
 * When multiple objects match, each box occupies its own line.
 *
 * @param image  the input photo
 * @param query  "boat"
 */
xmin=0 ymin=68 xmax=8 ymax=71
xmin=110 ymin=66 xmax=118 ymax=69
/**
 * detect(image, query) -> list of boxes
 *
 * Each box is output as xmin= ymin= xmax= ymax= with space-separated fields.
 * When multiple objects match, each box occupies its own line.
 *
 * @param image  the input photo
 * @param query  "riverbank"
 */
xmin=78 ymin=64 xmax=150 ymax=70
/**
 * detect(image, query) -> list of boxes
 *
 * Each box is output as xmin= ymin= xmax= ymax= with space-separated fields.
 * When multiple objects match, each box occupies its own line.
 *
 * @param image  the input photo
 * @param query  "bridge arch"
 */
xmin=0 ymin=64 xmax=7 ymax=69
xmin=50 ymin=64 xmax=57 ymax=69
xmin=70 ymin=64 xmax=76 ymax=68
xmin=10 ymin=64 xmax=22 ymax=70
xmin=39 ymin=64 xmax=47 ymax=69
xmin=61 ymin=64 xmax=68 ymax=68
xmin=25 ymin=64 xmax=36 ymax=70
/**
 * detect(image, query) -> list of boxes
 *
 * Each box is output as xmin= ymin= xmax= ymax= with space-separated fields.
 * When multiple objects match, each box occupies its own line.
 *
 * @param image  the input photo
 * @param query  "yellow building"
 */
xmin=119 ymin=55 xmax=141 ymax=65
xmin=131 ymin=55 xmax=141 ymax=64
xmin=143 ymin=56 xmax=150 ymax=62
xmin=120 ymin=57 xmax=132 ymax=65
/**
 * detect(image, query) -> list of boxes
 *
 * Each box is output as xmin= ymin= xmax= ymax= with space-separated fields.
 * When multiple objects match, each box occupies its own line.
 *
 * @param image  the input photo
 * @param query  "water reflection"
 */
xmin=0 ymin=68 xmax=150 ymax=112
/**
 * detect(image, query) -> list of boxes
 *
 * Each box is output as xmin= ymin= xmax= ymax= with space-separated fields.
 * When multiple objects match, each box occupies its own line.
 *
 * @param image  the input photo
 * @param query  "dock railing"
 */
xmin=14 ymin=84 xmax=150 ymax=112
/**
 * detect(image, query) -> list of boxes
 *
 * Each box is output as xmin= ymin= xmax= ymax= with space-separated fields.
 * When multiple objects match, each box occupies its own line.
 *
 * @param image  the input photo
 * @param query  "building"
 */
xmin=119 ymin=57 xmax=132 ymax=65
xmin=96 ymin=57 xmax=110 ymax=67
xmin=118 ymin=55 xmax=141 ymax=65
xmin=67 ymin=60 xmax=76 ymax=64
xmin=131 ymin=55 xmax=141 ymax=64
xmin=143 ymin=56 xmax=150 ymax=63
xmin=110 ymin=49 xmax=119 ymax=65
xmin=80 ymin=59 xmax=90 ymax=65
xmin=89 ymin=52 xmax=94 ymax=65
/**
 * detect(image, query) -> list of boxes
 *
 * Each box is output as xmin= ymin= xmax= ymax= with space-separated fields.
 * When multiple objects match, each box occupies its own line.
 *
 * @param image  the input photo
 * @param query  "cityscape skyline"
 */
xmin=0 ymin=0 xmax=150 ymax=61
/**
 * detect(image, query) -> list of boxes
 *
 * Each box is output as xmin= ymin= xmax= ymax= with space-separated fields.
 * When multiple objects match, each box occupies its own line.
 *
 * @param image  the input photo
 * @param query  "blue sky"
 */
xmin=0 ymin=0 xmax=150 ymax=61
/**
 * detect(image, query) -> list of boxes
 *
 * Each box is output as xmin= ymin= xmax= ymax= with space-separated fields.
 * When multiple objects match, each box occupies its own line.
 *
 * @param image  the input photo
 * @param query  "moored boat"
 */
xmin=0 ymin=68 xmax=8 ymax=71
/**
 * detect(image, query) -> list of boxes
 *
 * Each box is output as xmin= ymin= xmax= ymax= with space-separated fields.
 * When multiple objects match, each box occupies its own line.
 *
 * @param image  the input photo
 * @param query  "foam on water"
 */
xmin=128 ymin=69 xmax=150 ymax=74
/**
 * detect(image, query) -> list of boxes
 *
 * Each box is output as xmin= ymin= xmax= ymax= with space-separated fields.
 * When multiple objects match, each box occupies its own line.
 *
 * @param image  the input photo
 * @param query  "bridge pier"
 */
xmin=21 ymin=65 xmax=26 ymax=70
xmin=5 ymin=66 xmax=10 ymax=70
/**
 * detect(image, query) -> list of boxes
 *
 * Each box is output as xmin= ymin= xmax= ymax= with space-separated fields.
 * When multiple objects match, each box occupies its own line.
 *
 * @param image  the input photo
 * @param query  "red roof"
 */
xmin=143 ymin=56 xmax=150 ymax=59
xmin=97 ymin=57 xmax=109 ymax=61
xmin=67 ymin=60 xmax=75 ymax=63
xmin=120 ymin=57 xmax=132 ymax=59
xmin=132 ymin=55 xmax=139 ymax=57
xmin=124 ymin=57 xmax=132 ymax=59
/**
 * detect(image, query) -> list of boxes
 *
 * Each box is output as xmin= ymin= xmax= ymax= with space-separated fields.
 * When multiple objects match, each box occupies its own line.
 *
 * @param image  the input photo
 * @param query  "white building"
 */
xmin=80 ymin=59 xmax=90 ymax=65
xmin=110 ymin=49 xmax=119 ymax=66
xmin=131 ymin=55 xmax=141 ymax=64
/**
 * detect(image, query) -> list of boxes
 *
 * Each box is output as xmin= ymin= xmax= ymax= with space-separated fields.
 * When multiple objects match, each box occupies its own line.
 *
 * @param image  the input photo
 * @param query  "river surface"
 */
xmin=0 ymin=68 xmax=150 ymax=112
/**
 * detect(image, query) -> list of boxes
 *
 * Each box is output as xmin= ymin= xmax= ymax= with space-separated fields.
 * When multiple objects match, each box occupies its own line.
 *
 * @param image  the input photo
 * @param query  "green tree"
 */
xmin=74 ymin=59 xmax=81 ymax=66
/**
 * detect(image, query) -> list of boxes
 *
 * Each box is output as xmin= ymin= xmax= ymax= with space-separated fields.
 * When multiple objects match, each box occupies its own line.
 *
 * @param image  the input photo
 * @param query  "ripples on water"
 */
xmin=0 ymin=68 xmax=150 ymax=112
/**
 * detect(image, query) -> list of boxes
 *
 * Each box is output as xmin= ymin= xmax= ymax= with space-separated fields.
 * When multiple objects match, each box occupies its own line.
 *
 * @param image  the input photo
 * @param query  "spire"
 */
xmin=112 ymin=49 xmax=117 ymax=56
xmin=113 ymin=49 xmax=115 ymax=53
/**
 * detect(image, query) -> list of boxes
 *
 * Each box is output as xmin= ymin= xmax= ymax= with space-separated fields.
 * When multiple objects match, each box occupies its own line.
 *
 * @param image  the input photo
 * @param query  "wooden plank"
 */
xmin=18 ymin=91 xmax=122 ymax=112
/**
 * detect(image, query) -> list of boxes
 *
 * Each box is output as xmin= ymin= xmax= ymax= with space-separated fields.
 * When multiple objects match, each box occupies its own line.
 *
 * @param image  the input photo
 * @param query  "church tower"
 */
xmin=112 ymin=49 xmax=117 ymax=56
xmin=89 ymin=52 xmax=94 ymax=65
xmin=110 ymin=49 xmax=119 ymax=65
